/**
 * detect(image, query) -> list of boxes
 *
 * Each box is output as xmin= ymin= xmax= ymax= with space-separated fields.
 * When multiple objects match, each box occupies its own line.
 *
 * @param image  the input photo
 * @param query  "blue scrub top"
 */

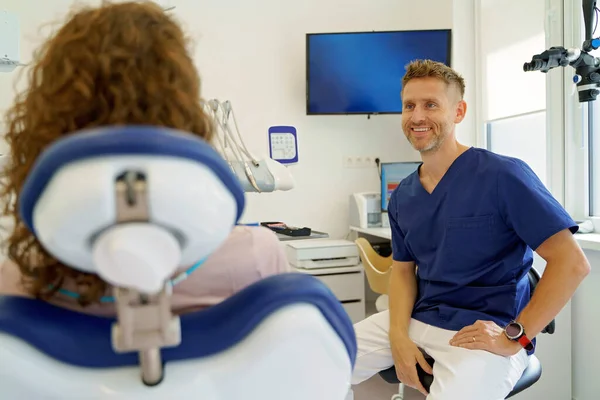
xmin=388 ymin=148 xmax=578 ymax=347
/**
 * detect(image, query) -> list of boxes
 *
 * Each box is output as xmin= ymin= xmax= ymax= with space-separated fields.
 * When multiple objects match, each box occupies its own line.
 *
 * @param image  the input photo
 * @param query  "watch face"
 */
xmin=505 ymin=323 xmax=523 ymax=339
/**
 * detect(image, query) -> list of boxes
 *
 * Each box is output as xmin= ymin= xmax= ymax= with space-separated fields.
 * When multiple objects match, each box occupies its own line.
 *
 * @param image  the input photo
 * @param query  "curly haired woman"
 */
xmin=0 ymin=1 xmax=291 ymax=315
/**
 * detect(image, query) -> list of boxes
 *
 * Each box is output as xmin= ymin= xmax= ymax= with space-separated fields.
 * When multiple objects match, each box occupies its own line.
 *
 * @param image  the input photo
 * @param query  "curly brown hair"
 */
xmin=1 ymin=1 xmax=213 ymax=305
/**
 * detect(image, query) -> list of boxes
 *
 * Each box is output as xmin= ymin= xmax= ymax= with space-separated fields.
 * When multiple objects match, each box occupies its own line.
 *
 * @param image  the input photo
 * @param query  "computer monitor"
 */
xmin=380 ymin=162 xmax=421 ymax=212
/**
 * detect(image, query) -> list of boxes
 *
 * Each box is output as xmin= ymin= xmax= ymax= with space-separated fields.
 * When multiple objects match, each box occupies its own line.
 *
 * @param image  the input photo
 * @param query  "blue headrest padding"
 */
xmin=0 ymin=273 xmax=357 ymax=368
xmin=19 ymin=125 xmax=245 ymax=235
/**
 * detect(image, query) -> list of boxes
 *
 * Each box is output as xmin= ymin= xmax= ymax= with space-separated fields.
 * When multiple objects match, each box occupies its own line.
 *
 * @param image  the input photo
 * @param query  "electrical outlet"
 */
xmin=343 ymin=156 xmax=356 ymax=168
xmin=343 ymin=155 xmax=378 ymax=168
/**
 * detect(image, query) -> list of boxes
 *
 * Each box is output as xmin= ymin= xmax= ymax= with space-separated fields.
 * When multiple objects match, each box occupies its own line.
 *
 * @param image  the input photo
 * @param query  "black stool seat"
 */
xmin=378 ymin=354 xmax=541 ymax=399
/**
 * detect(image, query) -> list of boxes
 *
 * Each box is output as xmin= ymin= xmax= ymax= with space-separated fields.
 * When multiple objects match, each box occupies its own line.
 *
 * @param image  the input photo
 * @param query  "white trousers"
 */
xmin=349 ymin=311 xmax=529 ymax=400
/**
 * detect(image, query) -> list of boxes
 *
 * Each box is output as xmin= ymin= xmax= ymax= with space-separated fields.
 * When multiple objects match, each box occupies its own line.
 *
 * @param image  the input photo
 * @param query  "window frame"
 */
xmin=532 ymin=0 xmax=568 ymax=207
xmin=562 ymin=0 xmax=596 ymax=226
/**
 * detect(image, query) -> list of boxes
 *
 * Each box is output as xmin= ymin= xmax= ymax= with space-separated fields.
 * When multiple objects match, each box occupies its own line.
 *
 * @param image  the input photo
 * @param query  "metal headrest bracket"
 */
xmin=109 ymin=171 xmax=181 ymax=386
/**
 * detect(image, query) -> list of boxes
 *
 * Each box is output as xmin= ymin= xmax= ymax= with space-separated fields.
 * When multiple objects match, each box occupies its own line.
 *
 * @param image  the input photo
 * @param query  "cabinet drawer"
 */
xmin=315 ymin=272 xmax=364 ymax=302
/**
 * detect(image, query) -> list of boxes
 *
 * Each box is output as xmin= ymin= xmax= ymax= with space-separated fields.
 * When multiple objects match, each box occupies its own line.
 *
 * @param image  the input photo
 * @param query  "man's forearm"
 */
xmin=388 ymin=264 xmax=418 ymax=338
xmin=517 ymin=257 xmax=590 ymax=339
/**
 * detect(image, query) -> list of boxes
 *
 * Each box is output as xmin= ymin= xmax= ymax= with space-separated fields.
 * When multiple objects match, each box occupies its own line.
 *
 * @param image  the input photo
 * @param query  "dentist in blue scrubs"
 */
xmin=348 ymin=60 xmax=591 ymax=399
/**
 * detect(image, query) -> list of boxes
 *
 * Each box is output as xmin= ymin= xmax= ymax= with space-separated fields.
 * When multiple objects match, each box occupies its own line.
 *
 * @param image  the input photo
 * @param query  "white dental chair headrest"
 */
xmin=18 ymin=125 xmax=245 ymax=292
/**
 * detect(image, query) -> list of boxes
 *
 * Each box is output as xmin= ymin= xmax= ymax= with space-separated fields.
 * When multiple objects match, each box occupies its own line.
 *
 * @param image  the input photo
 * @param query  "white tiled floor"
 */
xmin=353 ymin=374 xmax=398 ymax=399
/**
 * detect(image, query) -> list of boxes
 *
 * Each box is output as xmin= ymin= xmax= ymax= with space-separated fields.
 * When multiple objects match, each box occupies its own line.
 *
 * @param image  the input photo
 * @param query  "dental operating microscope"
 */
xmin=524 ymin=0 xmax=600 ymax=103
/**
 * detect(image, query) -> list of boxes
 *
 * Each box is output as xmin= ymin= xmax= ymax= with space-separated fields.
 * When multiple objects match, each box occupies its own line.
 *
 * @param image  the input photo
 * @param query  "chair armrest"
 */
xmin=541 ymin=320 xmax=555 ymax=334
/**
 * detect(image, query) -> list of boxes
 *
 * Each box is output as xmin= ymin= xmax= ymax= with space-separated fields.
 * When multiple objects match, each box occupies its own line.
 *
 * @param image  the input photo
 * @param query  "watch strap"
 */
xmin=517 ymin=333 xmax=534 ymax=351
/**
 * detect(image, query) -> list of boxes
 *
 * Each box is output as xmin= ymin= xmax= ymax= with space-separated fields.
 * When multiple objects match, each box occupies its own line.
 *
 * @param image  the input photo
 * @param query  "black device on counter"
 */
xmin=260 ymin=222 xmax=312 ymax=237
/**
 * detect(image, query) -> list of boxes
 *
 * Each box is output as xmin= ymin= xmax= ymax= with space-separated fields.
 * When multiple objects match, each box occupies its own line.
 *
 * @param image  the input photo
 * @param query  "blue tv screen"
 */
xmin=306 ymin=29 xmax=452 ymax=115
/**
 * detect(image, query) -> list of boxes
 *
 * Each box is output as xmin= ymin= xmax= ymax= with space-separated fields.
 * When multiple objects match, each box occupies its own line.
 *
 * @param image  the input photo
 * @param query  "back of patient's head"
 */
xmin=1 ymin=1 xmax=212 ymax=305
xmin=402 ymin=59 xmax=465 ymax=101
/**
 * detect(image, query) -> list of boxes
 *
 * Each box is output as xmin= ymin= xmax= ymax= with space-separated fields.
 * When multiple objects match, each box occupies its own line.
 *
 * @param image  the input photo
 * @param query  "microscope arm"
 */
xmin=523 ymin=0 xmax=600 ymax=102
xmin=583 ymin=0 xmax=598 ymax=43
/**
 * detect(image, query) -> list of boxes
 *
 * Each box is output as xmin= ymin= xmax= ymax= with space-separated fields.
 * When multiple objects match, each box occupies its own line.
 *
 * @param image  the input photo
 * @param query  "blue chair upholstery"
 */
xmin=0 ymin=274 xmax=356 ymax=399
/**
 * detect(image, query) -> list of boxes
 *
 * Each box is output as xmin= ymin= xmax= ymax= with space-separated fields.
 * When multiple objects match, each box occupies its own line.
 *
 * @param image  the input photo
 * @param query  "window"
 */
xmin=479 ymin=0 xmax=549 ymax=190
xmin=555 ymin=0 xmax=592 ymax=222
xmin=563 ymin=1 xmax=600 ymax=223
xmin=486 ymin=111 xmax=548 ymax=187
xmin=589 ymin=101 xmax=600 ymax=215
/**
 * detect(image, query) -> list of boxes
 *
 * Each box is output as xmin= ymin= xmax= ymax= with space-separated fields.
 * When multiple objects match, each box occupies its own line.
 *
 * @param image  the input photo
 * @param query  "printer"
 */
xmin=284 ymin=239 xmax=366 ymax=323
xmin=285 ymin=239 xmax=359 ymax=269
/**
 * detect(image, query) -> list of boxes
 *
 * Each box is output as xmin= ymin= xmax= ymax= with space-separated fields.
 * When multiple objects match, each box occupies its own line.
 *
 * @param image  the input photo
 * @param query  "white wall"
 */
xmin=188 ymin=0 xmax=469 ymax=238
xmin=0 ymin=0 xmax=477 ymax=240
xmin=453 ymin=0 xmax=477 ymax=147
xmin=572 ymin=249 xmax=600 ymax=400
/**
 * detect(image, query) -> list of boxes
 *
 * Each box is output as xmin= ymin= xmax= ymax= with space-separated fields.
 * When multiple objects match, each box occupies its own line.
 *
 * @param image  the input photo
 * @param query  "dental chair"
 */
xmin=0 ymin=126 xmax=356 ymax=399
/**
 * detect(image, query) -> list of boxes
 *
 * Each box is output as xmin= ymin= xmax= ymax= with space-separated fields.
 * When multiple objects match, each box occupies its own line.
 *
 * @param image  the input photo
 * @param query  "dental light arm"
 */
xmin=204 ymin=99 xmax=295 ymax=193
xmin=524 ymin=0 xmax=600 ymax=102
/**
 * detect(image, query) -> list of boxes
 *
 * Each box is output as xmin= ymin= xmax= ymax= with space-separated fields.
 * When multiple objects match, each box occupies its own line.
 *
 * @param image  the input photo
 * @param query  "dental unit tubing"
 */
xmin=205 ymin=99 xmax=295 ymax=193
xmin=94 ymin=170 xmax=182 ymax=386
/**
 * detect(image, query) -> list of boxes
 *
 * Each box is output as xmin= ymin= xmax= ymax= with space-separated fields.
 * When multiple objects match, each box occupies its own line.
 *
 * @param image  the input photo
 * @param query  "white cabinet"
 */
xmin=292 ymin=264 xmax=365 ymax=324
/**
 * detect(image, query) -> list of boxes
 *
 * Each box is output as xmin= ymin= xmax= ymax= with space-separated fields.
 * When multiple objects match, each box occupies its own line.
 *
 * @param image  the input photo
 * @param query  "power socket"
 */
xmin=343 ymin=155 xmax=378 ymax=168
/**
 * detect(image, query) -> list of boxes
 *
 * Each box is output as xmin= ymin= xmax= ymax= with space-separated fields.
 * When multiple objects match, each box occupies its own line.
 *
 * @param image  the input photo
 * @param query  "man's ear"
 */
xmin=454 ymin=100 xmax=467 ymax=123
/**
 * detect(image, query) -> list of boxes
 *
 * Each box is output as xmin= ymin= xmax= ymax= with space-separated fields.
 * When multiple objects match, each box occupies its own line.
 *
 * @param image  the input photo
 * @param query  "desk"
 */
xmin=275 ymin=230 xmax=329 ymax=241
xmin=349 ymin=226 xmax=391 ymax=240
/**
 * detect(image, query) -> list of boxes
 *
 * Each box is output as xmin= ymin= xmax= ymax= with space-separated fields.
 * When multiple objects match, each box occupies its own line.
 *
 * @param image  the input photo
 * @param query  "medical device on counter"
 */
xmin=285 ymin=240 xmax=360 ymax=270
xmin=349 ymin=192 xmax=382 ymax=229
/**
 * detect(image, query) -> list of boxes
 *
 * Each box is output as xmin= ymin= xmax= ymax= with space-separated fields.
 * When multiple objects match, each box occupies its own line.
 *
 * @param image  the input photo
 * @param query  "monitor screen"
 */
xmin=306 ymin=29 xmax=452 ymax=115
xmin=381 ymin=162 xmax=421 ymax=212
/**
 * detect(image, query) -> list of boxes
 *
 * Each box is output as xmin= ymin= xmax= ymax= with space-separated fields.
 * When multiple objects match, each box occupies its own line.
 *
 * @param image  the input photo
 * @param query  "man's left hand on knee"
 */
xmin=448 ymin=320 xmax=522 ymax=356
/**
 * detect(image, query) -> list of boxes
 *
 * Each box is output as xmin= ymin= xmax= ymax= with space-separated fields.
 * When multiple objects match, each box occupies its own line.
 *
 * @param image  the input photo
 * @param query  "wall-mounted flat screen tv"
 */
xmin=306 ymin=29 xmax=452 ymax=115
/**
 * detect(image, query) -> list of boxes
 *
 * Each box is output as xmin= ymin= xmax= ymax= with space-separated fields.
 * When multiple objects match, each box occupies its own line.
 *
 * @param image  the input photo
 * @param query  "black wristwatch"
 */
xmin=504 ymin=321 xmax=534 ymax=351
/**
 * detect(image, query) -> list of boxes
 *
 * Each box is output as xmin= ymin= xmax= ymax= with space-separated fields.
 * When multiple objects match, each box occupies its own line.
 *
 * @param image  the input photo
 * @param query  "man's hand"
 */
xmin=449 ymin=320 xmax=523 ymax=357
xmin=390 ymin=333 xmax=433 ymax=397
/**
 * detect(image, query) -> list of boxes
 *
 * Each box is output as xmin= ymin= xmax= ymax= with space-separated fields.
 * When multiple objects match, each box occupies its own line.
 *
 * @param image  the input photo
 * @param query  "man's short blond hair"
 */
xmin=402 ymin=59 xmax=465 ymax=99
